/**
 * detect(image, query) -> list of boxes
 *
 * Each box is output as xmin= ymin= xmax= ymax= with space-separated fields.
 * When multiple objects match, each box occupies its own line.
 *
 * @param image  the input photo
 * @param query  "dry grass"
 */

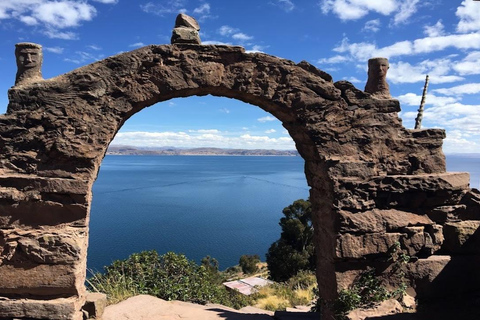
xmin=86 ymin=270 xmax=138 ymax=305
xmin=254 ymin=286 xmax=290 ymax=311
xmin=252 ymin=282 xmax=316 ymax=311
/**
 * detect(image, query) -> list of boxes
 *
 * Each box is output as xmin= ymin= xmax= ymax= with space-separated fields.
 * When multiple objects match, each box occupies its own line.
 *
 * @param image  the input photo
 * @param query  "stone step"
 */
xmin=0 ymin=296 xmax=83 ymax=320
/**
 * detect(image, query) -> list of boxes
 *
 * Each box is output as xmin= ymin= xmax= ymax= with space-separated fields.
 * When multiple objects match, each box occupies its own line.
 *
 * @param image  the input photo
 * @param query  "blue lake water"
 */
xmin=87 ymin=156 xmax=310 ymax=272
xmin=87 ymin=154 xmax=480 ymax=272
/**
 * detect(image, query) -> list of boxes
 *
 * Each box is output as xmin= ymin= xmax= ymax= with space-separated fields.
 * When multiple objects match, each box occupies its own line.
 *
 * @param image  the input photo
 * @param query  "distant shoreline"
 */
xmin=107 ymin=145 xmax=299 ymax=157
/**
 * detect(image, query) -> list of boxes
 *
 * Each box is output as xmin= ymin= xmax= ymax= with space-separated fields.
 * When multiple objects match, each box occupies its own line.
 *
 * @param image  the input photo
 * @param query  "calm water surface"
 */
xmin=87 ymin=154 xmax=479 ymax=272
xmin=88 ymin=156 xmax=309 ymax=271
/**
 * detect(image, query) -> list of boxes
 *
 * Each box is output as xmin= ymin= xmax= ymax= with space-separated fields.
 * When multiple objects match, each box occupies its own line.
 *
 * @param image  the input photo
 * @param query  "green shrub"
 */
xmin=287 ymin=270 xmax=317 ymax=290
xmin=239 ymin=254 xmax=260 ymax=274
xmin=87 ymin=250 xmax=253 ymax=309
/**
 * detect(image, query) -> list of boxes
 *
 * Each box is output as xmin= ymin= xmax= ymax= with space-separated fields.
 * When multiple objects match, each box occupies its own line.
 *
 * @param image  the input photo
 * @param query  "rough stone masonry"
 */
xmin=0 ymin=15 xmax=479 ymax=319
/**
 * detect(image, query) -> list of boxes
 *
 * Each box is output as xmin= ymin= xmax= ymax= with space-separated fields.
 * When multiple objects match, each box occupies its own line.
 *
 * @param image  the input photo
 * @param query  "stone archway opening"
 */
xmin=87 ymin=95 xmax=311 ymax=273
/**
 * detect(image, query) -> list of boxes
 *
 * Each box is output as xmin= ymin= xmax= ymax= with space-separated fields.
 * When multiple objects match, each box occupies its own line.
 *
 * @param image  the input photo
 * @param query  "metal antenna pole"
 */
xmin=414 ymin=75 xmax=429 ymax=129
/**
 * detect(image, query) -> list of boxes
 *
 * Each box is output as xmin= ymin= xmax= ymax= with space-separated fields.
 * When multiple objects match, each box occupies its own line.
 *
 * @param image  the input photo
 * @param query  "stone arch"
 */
xmin=0 ymin=44 xmax=479 ymax=319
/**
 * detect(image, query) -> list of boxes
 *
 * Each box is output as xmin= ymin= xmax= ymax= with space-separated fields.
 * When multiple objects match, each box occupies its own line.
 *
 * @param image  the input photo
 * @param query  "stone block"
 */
xmin=0 ymin=175 xmax=89 ymax=195
xmin=82 ymin=292 xmax=107 ymax=320
xmin=174 ymin=13 xmax=200 ymax=30
xmin=329 ymin=160 xmax=377 ymax=179
xmin=171 ymin=27 xmax=201 ymax=44
xmin=335 ymin=173 xmax=470 ymax=212
xmin=0 ymin=297 xmax=83 ymax=319
xmin=423 ymin=224 xmax=443 ymax=254
xmin=443 ymin=220 xmax=480 ymax=254
xmin=16 ymin=233 xmax=83 ymax=264
xmin=400 ymin=227 xmax=426 ymax=257
xmin=459 ymin=189 xmax=480 ymax=220
xmin=0 ymin=201 xmax=88 ymax=227
xmin=338 ymin=209 xmax=434 ymax=233
xmin=406 ymin=255 xmax=480 ymax=299
xmin=336 ymin=223 xmax=441 ymax=259
xmin=427 ymin=205 xmax=466 ymax=224
xmin=0 ymin=263 xmax=85 ymax=296
xmin=1 ymin=228 xmax=87 ymax=265
xmin=336 ymin=232 xmax=402 ymax=259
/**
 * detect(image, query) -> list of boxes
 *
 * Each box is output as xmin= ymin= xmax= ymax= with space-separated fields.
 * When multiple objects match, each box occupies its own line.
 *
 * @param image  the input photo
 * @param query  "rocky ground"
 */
xmin=102 ymin=295 xmax=318 ymax=320
xmin=102 ymin=293 xmax=480 ymax=320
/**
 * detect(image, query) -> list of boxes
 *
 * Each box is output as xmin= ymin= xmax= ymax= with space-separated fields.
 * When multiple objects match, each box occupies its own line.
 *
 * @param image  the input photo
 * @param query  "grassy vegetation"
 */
xmin=87 ymin=250 xmax=253 ymax=309
xmin=253 ymin=270 xmax=317 ymax=311
xmin=87 ymin=250 xmax=317 ymax=311
xmin=87 ymin=268 xmax=139 ymax=305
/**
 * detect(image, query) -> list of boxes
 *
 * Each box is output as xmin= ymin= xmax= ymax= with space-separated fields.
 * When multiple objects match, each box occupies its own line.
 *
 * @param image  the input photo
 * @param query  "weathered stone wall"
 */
xmin=0 ymin=44 xmax=478 ymax=319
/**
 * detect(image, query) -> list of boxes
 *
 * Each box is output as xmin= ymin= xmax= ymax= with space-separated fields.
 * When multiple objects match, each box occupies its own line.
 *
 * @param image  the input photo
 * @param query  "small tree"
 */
xmin=266 ymin=199 xmax=316 ymax=282
xmin=239 ymin=254 xmax=260 ymax=274
xmin=201 ymin=255 xmax=219 ymax=274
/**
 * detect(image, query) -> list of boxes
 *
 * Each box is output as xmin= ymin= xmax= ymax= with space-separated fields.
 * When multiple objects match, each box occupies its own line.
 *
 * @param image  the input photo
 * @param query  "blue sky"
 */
xmin=0 ymin=0 xmax=479 ymax=153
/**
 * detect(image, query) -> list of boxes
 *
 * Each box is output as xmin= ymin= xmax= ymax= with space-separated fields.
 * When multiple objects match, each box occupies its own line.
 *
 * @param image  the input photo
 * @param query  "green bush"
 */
xmin=239 ymin=254 xmax=260 ymax=274
xmin=87 ymin=250 xmax=253 ymax=308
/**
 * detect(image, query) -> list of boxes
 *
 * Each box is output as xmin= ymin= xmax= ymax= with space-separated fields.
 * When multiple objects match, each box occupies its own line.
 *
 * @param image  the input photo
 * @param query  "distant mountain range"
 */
xmin=107 ymin=145 xmax=299 ymax=156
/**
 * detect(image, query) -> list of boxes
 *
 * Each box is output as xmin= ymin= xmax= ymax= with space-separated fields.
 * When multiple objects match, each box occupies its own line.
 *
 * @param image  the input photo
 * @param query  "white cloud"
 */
xmin=334 ymin=33 xmax=480 ymax=62
xmin=193 ymin=3 xmax=210 ymax=14
xmin=396 ymin=93 xmax=458 ymax=107
xmin=202 ymin=40 xmax=232 ymax=46
xmin=413 ymin=33 xmax=480 ymax=54
xmin=218 ymin=25 xmax=237 ymax=36
xmin=64 ymin=50 xmax=104 ymax=64
xmin=33 ymin=1 xmax=96 ymax=28
xmin=456 ymin=0 xmax=480 ymax=33
xmin=140 ymin=0 xmax=187 ymax=16
xmin=392 ymin=0 xmax=419 ymax=25
xmin=88 ymin=44 xmax=101 ymax=51
xmin=246 ymin=45 xmax=268 ymax=53
xmin=363 ymin=19 xmax=380 ymax=32
xmin=422 ymin=103 xmax=480 ymax=132
xmin=424 ymin=20 xmax=445 ymax=37
xmin=0 ymin=0 xmax=98 ymax=38
xmin=129 ymin=42 xmax=145 ymax=48
xmin=219 ymin=108 xmax=230 ymax=114
xmin=19 ymin=16 xmax=38 ymax=26
xmin=193 ymin=2 xmax=214 ymax=21
xmin=320 ymin=0 xmax=398 ymax=21
xmin=443 ymin=130 xmax=480 ymax=154
xmin=92 ymin=0 xmax=118 ymax=3
xmin=265 ymin=129 xmax=276 ymax=134
xmin=317 ymin=55 xmax=349 ymax=64
xmin=274 ymin=0 xmax=295 ymax=12
xmin=388 ymin=59 xmax=463 ymax=84
xmin=43 ymin=29 xmax=77 ymax=40
xmin=453 ymin=51 xmax=480 ymax=75
xmin=433 ymin=83 xmax=480 ymax=96
xmin=345 ymin=76 xmax=362 ymax=84
xmin=257 ymin=116 xmax=276 ymax=123
xmin=44 ymin=46 xmax=64 ymax=54
xmin=189 ymin=129 xmax=220 ymax=134
xmin=112 ymin=131 xmax=295 ymax=150
xmin=232 ymin=33 xmax=253 ymax=41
